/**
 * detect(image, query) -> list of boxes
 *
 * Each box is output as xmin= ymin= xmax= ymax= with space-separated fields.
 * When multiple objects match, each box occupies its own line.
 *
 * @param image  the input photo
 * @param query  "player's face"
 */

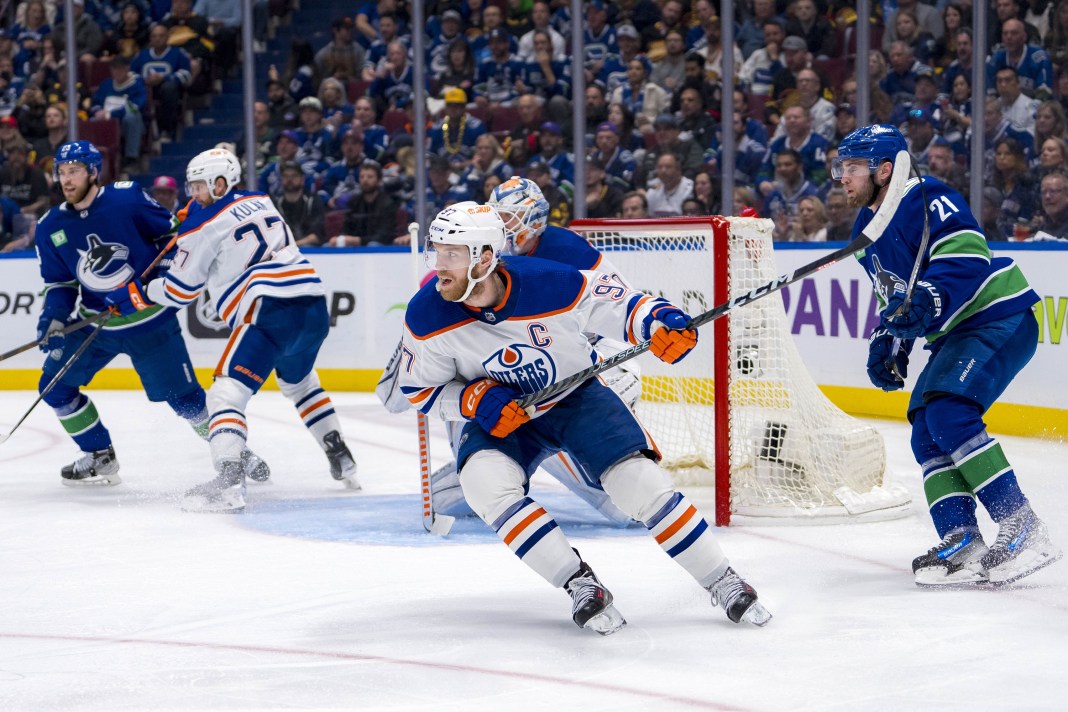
xmin=56 ymin=162 xmax=92 ymax=203
xmin=187 ymin=179 xmax=214 ymax=206
xmin=428 ymin=242 xmax=477 ymax=300
xmin=838 ymin=158 xmax=876 ymax=208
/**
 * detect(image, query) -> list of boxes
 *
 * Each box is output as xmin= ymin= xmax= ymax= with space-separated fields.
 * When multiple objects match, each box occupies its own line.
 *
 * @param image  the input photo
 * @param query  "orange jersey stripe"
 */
xmin=654 ymin=504 xmax=697 ymax=545
xmin=176 ymin=195 xmax=266 ymax=240
xmin=164 ymin=282 xmax=199 ymax=301
xmin=503 ymin=507 xmax=547 ymax=545
xmin=213 ymin=324 xmax=246 ymax=378
xmin=221 ymin=267 xmax=317 ymax=321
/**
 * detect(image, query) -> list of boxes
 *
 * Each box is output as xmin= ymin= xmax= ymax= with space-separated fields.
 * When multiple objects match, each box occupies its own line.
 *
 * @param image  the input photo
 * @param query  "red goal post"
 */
xmin=570 ymin=215 xmax=911 ymax=526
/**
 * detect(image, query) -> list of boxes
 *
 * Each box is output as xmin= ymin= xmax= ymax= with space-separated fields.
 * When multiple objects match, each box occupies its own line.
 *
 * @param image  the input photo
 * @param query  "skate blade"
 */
xmin=988 ymin=547 xmax=1063 ymax=586
xmin=584 ymin=604 xmax=627 ymax=636
xmin=181 ymin=491 xmax=246 ymax=513
xmin=61 ymin=473 xmax=122 ymax=487
xmin=341 ymin=475 xmax=362 ymax=491
xmin=915 ymin=566 xmax=989 ymax=588
xmin=740 ymin=601 xmax=772 ymax=627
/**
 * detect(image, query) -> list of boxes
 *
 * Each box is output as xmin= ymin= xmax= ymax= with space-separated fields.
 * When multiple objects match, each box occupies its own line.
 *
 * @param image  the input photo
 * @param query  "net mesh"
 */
xmin=576 ymin=217 xmax=898 ymax=519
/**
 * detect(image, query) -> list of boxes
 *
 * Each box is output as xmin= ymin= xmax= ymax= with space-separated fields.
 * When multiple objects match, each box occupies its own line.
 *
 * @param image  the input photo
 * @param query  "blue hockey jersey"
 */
xmin=36 ymin=182 xmax=180 ymax=333
xmin=853 ymin=176 xmax=1039 ymax=342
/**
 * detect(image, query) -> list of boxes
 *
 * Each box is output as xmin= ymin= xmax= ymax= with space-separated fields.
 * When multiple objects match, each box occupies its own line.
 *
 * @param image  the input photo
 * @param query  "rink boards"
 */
xmin=1 ymin=242 xmax=1066 ymax=436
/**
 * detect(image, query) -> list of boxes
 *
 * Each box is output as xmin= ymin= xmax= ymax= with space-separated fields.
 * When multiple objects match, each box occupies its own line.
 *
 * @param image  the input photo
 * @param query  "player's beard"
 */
xmin=438 ymin=261 xmax=490 ymax=303
xmin=62 ymin=180 xmax=92 ymax=206
xmin=845 ymin=177 xmax=875 ymax=209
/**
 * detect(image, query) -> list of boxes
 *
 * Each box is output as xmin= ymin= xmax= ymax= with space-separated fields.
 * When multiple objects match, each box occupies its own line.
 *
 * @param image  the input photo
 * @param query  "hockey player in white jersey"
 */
xmin=377 ymin=177 xmax=640 ymax=527
xmin=105 ymin=148 xmax=359 ymax=511
xmin=398 ymin=202 xmax=771 ymax=634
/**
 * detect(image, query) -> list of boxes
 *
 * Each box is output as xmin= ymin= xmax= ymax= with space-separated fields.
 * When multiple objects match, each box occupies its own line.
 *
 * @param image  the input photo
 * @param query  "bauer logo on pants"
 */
xmin=482 ymin=344 xmax=556 ymax=394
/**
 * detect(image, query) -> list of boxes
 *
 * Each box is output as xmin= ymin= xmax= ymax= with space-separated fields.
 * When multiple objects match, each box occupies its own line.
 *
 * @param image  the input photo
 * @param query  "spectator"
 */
xmin=370 ymin=40 xmax=417 ymax=113
xmin=757 ymin=104 xmax=830 ymax=197
xmin=293 ymin=96 xmax=335 ymax=176
xmin=272 ymin=159 xmax=325 ymax=246
xmin=13 ymin=84 xmax=48 ymax=143
xmin=942 ymin=28 xmax=975 ymax=97
xmin=103 ymin=2 xmax=151 ymax=59
xmin=350 ymin=96 xmax=389 ymax=162
xmin=890 ymin=69 xmax=943 ymax=127
xmin=610 ymin=57 xmax=669 ymax=134
xmin=270 ymin=37 xmax=319 ymax=105
xmin=428 ymin=87 xmax=487 ymax=159
xmin=1033 ymin=170 xmax=1068 ymax=239
xmin=591 ymin=120 xmax=637 ymax=192
xmin=472 ymin=27 xmax=525 ymax=109
xmin=710 ymin=110 xmax=767 ymax=188
xmin=833 ymin=103 xmax=857 ymax=143
xmin=131 ymin=22 xmax=193 ymax=141
xmin=518 ymin=1 xmax=566 ymax=63
xmin=11 ymin=1 xmax=50 ymax=71
xmin=695 ymin=15 xmax=742 ymax=86
xmin=987 ymin=18 xmax=1054 ymax=100
xmin=995 ymin=66 xmax=1040 ymax=134
xmin=942 ymin=72 xmax=973 ymax=154
xmin=737 ymin=0 xmax=780 ymax=60
xmin=315 ymin=77 xmax=351 ymax=132
xmin=469 ymin=4 xmax=513 ymax=65
xmin=479 ymin=173 xmax=503 ymax=203
xmin=769 ymin=35 xmax=813 ymax=101
xmin=1034 ymin=100 xmax=1068 ymax=154
xmin=905 ymin=107 xmax=940 ymax=167
xmin=891 ymin=9 xmax=936 ymax=64
xmin=621 ymin=190 xmax=648 ymax=218
xmin=681 ymin=197 xmax=707 ymax=216
xmin=784 ymin=194 xmax=828 ymax=242
xmin=676 ymin=83 xmax=717 ymax=154
xmin=606 ymin=101 xmax=644 ymax=154
xmin=824 ymin=187 xmax=856 ymax=241
xmin=991 ymin=136 xmax=1036 ymax=239
xmin=429 ymin=9 xmax=466 ymax=77
xmin=926 ymin=137 xmax=969 ymax=194
xmin=774 ymin=68 xmax=835 ymax=142
xmin=650 ymin=29 xmax=687 ymax=94
xmin=784 ymin=0 xmax=834 ymax=59
xmin=367 ymin=12 xmax=407 ymax=71
xmin=258 ymin=129 xmax=311 ymax=197
xmin=598 ymin=23 xmax=644 ymax=95
xmin=54 ymin=0 xmax=104 ymax=65
xmin=460 ymin=134 xmax=512 ymax=196
xmin=733 ymin=185 xmax=758 ymax=215
xmin=161 ymin=0 xmax=212 ymax=98
xmin=739 ymin=18 xmax=786 ymax=97
xmin=881 ymin=41 xmax=933 ymax=109
xmin=529 ymin=121 xmax=574 ymax=195
xmin=1045 ymin=0 xmax=1068 ymax=71
xmin=930 ymin=3 xmax=969 ymax=71
xmin=150 ymin=174 xmax=179 ymax=214
xmin=90 ymin=54 xmax=147 ymax=172
xmin=583 ymin=83 xmax=610 ymax=139
xmin=988 ymin=0 xmax=1042 ymax=49
xmin=973 ymin=96 xmax=1034 ymax=179
xmin=316 ymin=16 xmax=370 ymax=84
xmin=437 ymin=37 xmax=476 ymax=97
xmin=884 ymin=0 xmax=944 ymax=52
xmin=32 ymin=103 xmax=69 ymax=176
xmin=980 ymin=186 xmax=1005 ymax=240
xmin=646 ymin=152 xmax=693 ymax=217
xmin=411 ymin=154 xmax=471 ymax=226
xmin=265 ymin=78 xmax=297 ymax=131
xmin=320 ymin=130 xmax=367 ymax=209
xmin=584 ymin=155 xmax=623 ymax=219
xmin=517 ymin=29 xmax=571 ymax=114
xmin=690 ymin=168 xmax=718 ymax=214
xmin=762 ymin=148 xmax=819 ymax=233
xmin=642 ymin=113 xmax=704 ymax=183
xmin=582 ymin=0 xmax=618 ymax=82
xmin=504 ymin=93 xmax=543 ymax=168
xmin=0 ymin=140 xmax=48 ymax=218
xmin=527 ymin=160 xmax=570 ymax=226
xmin=335 ymin=160 xmax=401 ymax=247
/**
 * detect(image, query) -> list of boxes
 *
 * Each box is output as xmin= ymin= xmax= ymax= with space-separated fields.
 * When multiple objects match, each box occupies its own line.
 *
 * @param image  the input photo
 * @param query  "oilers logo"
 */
xmin=482 ymin=343 xmax=556 ymax=394
xmin=76 ymin=234 xmax=135 ymax=291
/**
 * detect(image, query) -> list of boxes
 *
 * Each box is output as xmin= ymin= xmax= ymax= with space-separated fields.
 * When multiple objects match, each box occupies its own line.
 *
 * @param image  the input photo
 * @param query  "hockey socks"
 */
xmin=645 ymin=492 xmax=727 ymax=588
xmin=492 ymin=497 xmax=580 ymax=588
xmin=921 ymin=455 xmax=979 ymax=538
xmin=952 ymin=434 xmax=1028 ymax=523
xmin=56 ymin=394 xmax=112 ymax=453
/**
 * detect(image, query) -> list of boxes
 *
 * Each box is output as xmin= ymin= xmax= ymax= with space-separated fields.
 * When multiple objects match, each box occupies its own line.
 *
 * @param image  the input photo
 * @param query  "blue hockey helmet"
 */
xmin=53 ymin=140 xmax=103 ymax=181
xmin=832 ymin=125 xmax=906 ymax=180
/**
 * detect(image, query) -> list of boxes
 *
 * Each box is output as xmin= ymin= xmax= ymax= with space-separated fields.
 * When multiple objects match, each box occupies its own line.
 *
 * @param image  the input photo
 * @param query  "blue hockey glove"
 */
xmin=36 ymin=313 xmax=67 ymax=357
xmin=460 ymin=377 xmax=530 ymax=438
xmin=867 ymin=328 xmax=910 ymax=391
xmin=104 ymin=278 xmax=154 ymax=316
xmin=881 ymin=280 xmax=944 ymax=339
xmin=644 ymin=305 xmax=698 ymax=364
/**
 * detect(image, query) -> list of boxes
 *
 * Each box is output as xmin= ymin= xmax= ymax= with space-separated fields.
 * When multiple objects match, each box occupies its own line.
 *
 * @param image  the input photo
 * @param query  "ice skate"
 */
xmin=241 ymin=448 xmax=270 ymax=482
xmin=565 ymin=560 xmax=626 ymax=636
xmin=912 ymin=527 xmax=989 ymax=588
xmin=61 ymin=446 xmax=121 ymax=487
xmin=708 ymin=567 xmax=771 ymax=626
xmin=981 ymin=505 xmax=1063 ymax=585
xmin=182 ymin=460 xmax=246 ymax=513
xmin=323 ymin=430 xmax=360 ymax=490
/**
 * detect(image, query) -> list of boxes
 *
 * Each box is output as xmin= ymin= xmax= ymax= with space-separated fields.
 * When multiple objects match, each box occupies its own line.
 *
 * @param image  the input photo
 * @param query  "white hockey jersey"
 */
xmin=145 ymin=190 xmax=324 ymax=326
xmin=398 ymin=256 xmax=672 ymax=421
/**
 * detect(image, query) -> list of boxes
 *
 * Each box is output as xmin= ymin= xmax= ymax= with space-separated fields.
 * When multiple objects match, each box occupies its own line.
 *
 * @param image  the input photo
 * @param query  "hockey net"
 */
xmin=570 ymin=216 xmax=910 ymax=526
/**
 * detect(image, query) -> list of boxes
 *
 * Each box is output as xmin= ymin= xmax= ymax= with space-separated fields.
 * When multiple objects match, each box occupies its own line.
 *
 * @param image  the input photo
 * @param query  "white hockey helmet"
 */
xmin=488 ymin=177 xmax=550 ymax=254
xmin=425 ymin=201 xmax=506 ymax=302
xmin=185 ymin=148 xmax=242 ymax=202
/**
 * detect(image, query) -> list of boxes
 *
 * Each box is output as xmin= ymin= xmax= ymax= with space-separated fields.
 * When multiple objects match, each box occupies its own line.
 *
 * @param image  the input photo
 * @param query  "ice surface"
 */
xmin=1 ymin=392 xmax=1066 ymax=711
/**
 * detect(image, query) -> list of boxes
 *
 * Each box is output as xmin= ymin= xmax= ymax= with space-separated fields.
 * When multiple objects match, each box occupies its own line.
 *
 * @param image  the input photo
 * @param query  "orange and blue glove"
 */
xmin=460 ymin=377 xmax=530 ymax=438
xmin=104 ymin=278 xmax=154 ymax=316
xmin=645 ymin=305 xmax=698 ymax=364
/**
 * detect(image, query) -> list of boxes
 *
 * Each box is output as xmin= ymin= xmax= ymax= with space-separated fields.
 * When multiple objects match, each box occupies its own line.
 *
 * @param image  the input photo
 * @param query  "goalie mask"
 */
xmin=832 ymin=124 xmax=907 ymax=180
xmin=488 ymin=177 xmax=550 ymax=254
xmin=186 ymin=148 xmax=242 ymax=202
xmin=425 ymin=201 xmax=506 ymax=302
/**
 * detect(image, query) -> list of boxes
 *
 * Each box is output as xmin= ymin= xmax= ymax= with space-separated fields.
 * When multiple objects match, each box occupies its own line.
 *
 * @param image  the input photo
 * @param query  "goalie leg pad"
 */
xmin=464 ymin=449 xmax=580 ymax=587
xmin=540 ymin=452 xmax=638 ymax=527
xmin=602 ymin=455 xmax=727 ymax=587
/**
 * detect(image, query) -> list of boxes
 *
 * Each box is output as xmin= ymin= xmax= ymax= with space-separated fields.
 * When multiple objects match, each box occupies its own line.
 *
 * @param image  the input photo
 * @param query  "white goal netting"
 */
xmin=572 ymin=216 xmax=910 ymax=524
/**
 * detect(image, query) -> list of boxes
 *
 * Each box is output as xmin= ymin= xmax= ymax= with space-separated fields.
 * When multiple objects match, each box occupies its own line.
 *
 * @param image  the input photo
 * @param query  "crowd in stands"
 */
xmin=4 ymin=0 xmax=1068 ymax=252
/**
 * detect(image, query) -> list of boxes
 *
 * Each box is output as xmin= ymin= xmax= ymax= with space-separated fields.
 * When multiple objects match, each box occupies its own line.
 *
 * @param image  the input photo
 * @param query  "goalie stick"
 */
xmin=0 ymin=234 xmax=180 ymax=446
xmin=408 ymin=221 xmax=455 ymax=536
xmin=516 ymin=150 xmax=912 ymax=412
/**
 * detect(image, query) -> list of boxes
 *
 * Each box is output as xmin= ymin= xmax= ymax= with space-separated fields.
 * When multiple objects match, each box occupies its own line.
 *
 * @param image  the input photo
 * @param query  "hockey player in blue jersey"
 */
xmin=34 ymin=140 xmax=267 ymax=486
xmin=105 ymin=148 xmax=360 ymax=512
xmin=836 ymin=124 xmax=1062 ymax=587
xmin=397 ymin=202 xmax=771 ymax=634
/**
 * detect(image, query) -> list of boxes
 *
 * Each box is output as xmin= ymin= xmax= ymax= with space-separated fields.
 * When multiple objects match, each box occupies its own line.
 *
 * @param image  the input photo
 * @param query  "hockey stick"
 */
xmin=886 ymin=157 xmax=931 ymax=384
xmin=408 ymin=221 xmax=455 ymax=536
xmin=0 ymin=235 xmax=180 ymax=446
xmin=0 ymin=312 xmax=110 ymax=364
xmin=516 ymin=150 xmax=912 ymax=411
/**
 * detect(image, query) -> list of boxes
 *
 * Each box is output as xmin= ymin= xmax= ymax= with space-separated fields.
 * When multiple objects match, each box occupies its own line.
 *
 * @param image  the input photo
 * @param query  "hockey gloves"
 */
xmin=881 ymin=281 xmax=944 ymax=339
xmin=105 ymin=278 xmax=154 ymax=316
xmin=647 ymin=306 xmax=698 ymax=364
xmin=867 ymin=328 xmax=911 ymax=391
xmin=36 ymin=313 xmax=67 ymax=358
xmin=461 ymin=377 xmax=530 ymax=438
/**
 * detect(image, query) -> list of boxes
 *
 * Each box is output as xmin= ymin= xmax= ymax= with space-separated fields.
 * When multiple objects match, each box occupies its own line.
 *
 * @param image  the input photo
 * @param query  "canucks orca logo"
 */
xmin=76 ymin=234 xmax=135 ymax=292
xmin=870 ymin=254 xmax=905 ymax=306
xmin=482 ymin=344 xmax=556 ymax=394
